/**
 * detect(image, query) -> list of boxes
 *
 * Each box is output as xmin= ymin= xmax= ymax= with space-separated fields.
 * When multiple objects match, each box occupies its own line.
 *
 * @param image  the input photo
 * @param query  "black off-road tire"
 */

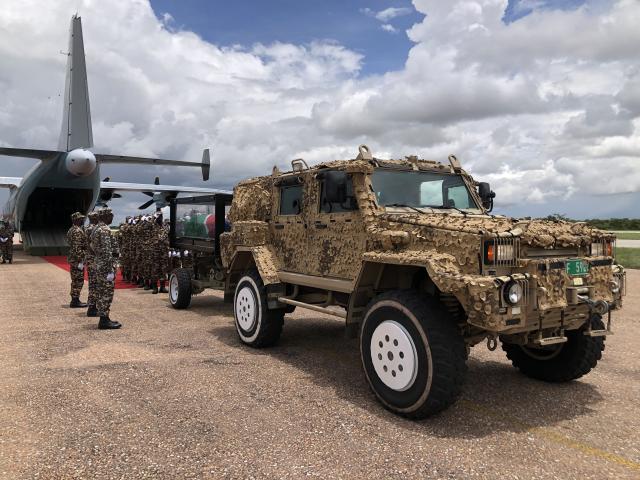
xmin=169 ymin=268 xmax=192 ymax=309
xmin=360 ymin=290 xmax=467 ymax=419
xmin=502 ymin=316 xmax=606 ymax=382
xmin=234 ymin=270 xmax=284 ymax=348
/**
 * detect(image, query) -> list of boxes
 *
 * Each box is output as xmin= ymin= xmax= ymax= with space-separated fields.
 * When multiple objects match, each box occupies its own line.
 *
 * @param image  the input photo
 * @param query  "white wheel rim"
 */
xmin=169 ymin=275 xmax=179 ymax=303
xmin=370 ymin=320 xmax=419 ymax=392
xmin=235 ymin=285 xmax=257 ymax=331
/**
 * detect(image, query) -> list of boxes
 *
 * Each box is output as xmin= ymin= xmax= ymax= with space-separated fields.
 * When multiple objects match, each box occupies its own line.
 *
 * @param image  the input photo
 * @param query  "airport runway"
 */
xmin=1 ymin=253 xmax=638 ymax=479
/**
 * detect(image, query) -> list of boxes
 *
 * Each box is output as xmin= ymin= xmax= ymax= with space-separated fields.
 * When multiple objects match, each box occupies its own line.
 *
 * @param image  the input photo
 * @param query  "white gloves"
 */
xmin=106 ymin=272 xmax=115 ymax=282
xmin=77 ymin=262 xmax=84 ymax=270
xmin=168 ymin=251 xmax=172 ymax=258
xmin=183 ymin=250 xmax=189 ymax=257
xmin=0 ymin=237 xmax=6 ymax=243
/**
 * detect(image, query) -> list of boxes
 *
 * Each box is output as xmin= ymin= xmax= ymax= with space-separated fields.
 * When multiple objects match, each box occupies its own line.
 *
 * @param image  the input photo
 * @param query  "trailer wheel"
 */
xmin=169 ymin=268 xmax=192 ymax=309
xmin=360 ymin=290 xmax=467 ymax=419
xmin=234 ymin=270 xmax=284 ymax=348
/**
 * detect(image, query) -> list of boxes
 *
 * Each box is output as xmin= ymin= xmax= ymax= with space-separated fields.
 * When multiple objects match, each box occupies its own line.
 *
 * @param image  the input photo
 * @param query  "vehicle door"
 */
xmin=270 ymin=173 xmax=310 ymax=274
xmin=306 ymin=170 xmax=366 ymax=280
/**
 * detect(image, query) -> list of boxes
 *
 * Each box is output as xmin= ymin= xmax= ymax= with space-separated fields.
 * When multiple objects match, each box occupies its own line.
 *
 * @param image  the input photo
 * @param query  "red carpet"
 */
xmin=41 ymin=256 xmax=136 ymax=289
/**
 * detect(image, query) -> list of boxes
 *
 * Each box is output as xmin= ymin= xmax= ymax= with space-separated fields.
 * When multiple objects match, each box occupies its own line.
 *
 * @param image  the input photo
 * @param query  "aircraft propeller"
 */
xmin=137 ymin=177 xmax=177 ymax=210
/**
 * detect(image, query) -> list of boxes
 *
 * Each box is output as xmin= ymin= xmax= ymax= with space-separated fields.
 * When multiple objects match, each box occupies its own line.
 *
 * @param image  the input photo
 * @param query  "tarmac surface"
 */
xmin=1 ymin=252 xmax=639 ymax=479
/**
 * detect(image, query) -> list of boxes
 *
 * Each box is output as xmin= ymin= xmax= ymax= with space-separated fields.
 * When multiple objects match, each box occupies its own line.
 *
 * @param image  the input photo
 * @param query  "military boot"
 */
xmin=137 ymin=277 xmax=145 ymax=288
xmin=1 ymin=259 xmax=5 ymax=264
xmin=143 ymin=279 xmax=151 ymax=290
xmin=159 ymin=281 xmax=168 ymax=294
xmin=70 ymin=297 xmax=87 ymax=308
xmin=86 ymin=305 xmax=98 ymax=317
xmin=152 ymin=281 xmax=159 ymax=294
xmin=98 ymin=316 xmax=122 ymax=330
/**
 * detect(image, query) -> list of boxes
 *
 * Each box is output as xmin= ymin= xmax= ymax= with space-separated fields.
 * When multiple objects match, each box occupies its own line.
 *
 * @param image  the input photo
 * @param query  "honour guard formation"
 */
xmin=64 ymin=208 xmax=192 ymax=330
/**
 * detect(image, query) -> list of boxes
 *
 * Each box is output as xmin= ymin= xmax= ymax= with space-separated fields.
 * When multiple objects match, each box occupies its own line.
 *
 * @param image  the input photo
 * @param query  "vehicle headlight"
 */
xmin=504 ymin=281 xmax=523 ymax=305
xmin=591 ymin=241 xmax=613 ymax=257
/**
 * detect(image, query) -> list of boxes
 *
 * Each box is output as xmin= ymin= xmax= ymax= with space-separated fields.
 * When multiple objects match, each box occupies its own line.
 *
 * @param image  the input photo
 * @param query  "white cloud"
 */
xmin=375 ymin=7 xmax=413 ymax=22
xmin=1 ymin=0 xmax=640 ymax=220
xmin=381 ymin=24 xmax=397 ymax=33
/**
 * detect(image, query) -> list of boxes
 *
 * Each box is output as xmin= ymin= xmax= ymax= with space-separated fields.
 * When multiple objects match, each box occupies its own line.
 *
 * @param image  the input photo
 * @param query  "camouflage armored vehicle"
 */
xmin=219 ymin=145 xmax=626 ymax=418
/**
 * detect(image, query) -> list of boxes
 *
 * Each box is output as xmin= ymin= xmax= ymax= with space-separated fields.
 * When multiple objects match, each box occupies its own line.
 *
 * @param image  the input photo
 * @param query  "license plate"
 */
xmin=566 ymin=259 xmax=589 ymax=276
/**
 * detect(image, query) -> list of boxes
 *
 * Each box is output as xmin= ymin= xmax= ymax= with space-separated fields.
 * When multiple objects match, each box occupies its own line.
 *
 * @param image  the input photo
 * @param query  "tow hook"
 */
xmin=577 ymin=296 xmax=609 ymax=316
xmin=486 ymin=335 xmax=498 ymax=351
xmin=577 ymin=296 xmax=613 ymax=337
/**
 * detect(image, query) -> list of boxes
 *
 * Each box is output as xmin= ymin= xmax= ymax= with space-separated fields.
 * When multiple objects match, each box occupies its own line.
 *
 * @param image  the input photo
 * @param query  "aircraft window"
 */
xmin=279 ymin=185 xmax=303 ymax=215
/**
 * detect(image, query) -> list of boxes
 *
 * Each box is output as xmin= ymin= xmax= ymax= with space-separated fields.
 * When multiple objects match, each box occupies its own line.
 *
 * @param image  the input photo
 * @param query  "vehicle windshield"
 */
xmin=370 ymin=169 xmax=479 ymax=210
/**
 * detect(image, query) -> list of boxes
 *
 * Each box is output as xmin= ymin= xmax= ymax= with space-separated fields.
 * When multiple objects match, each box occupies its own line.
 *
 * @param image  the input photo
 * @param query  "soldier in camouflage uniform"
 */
xmin=85 ymin=211 xmax=100 ymax=317
xmin=66 ymin=212 xmax=88 ymax=308
xmin=90 ymin=208 xmax=121 ymax=329
xmin=150 ymin=212 xmax=170 ymax=294
xmin=119 ymin=217 xmax=132 ymax=281
xmin=0 ymin=219 xmax=15 ymax=264
xmin=140 ymin=216 xmax=154 ymax=290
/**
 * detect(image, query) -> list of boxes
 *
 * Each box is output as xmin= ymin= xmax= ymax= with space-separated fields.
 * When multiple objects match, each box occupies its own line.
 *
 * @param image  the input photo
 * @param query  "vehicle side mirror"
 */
xmin=323 ymin=171 xmax=348 ymax=204
xmin=478 ymin=182 xmax=495 ymax=211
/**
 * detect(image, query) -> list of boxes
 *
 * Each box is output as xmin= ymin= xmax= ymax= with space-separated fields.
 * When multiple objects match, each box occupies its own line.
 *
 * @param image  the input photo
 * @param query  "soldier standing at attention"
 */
xmin=0 ymin=219 xmax=15 ymax=264
xmin=85 ymin=211 xmax=100 ymax=317
xmin=150 ymin=212 xmax=170 ymax=294
xmin=66 ymin=212 xmax=88 ymax=308
xmin=90 ymin=208 xmax=121 ymax=329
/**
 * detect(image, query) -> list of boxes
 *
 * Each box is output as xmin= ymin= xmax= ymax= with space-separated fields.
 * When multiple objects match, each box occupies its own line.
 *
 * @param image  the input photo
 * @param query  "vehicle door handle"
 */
xmin=314 ymin=223 xmax=327 ymax=229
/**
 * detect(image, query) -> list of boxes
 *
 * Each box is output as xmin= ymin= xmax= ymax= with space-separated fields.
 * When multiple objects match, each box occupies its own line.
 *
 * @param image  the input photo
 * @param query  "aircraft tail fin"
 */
xmin=58 ymin=15 xmax=93 ymax=152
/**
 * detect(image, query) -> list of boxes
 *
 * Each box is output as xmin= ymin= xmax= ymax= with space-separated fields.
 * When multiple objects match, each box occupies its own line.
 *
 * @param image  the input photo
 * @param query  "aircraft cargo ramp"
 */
xmin=22 ymin=229 xmax=69 ymax=256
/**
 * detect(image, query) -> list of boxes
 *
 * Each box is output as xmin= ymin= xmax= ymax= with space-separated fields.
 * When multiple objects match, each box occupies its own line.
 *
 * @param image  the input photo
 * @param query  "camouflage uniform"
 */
xmin=0 ymin=220 xmax=15 ymax=263
xmin=150 ymin=217 xmax=170 ymax=292
xmin=85 ymin=212 xmax=100 ymax=312
xmin=91 ymin=218 xmax=119 ymax=317
xmin=141 ymin=217 xmax=154 ymax=288
xmin=66 ymin=213 xmax=87 ymax=300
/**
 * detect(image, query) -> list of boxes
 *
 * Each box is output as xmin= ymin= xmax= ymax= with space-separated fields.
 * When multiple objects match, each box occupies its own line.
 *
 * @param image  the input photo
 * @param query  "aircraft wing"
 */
xmin=96 ymin=149 xmax=211 ymax=181
xmin=100 ymin=181 xmax=231 ymax=195
xmin=0 ymin=147 xmax=61 ymax=160
xmin=0 ymin=177 xmax=22 ymax=188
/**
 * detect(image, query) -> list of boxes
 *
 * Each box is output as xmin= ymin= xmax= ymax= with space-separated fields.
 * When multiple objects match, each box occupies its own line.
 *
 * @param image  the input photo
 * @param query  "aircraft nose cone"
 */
xmin=65 ymin=149 xmax=97 ymax=177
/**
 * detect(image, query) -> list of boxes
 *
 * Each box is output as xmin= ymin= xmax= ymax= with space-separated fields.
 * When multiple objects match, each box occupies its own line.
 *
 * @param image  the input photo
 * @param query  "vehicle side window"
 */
xmin=319 ymin=175 xmax=358 ymax=213
xmin=279 ymin=185 xmax=303 ymax=215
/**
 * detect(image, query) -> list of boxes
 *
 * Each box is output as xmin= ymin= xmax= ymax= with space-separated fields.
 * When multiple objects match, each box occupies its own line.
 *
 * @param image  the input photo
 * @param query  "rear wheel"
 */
xmin=360 ymin=290 xmax=467 ymax=419
xmin=502 ymin=315 xmax=606 ymax=382
xmin=234 ymin=270 xmax=284 ymax=348
xmin=169 ymin=268 xmax=192 ymax=309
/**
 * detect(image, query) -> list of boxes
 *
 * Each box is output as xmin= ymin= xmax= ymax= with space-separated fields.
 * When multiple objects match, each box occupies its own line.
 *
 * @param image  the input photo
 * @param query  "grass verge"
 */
xmin=613 ymin=232 xmax=640 ymax=240
xmin=616 ymin=248 xmax=640 ymax=269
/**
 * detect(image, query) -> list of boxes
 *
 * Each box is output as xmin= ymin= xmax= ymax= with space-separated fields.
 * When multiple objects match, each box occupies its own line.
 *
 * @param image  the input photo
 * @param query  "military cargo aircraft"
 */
xmin=0 ymin=15 xmax=227 ymax=254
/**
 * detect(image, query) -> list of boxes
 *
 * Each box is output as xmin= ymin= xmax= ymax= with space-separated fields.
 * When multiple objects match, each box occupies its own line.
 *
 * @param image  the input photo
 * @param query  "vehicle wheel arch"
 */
xmin=348 ymin=260 xmax=459 ymax=327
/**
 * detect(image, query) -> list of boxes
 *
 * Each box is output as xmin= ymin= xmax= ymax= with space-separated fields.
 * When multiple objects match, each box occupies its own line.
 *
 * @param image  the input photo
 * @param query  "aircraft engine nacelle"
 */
xmin=65 ymin=149 xmax=97 ymax=177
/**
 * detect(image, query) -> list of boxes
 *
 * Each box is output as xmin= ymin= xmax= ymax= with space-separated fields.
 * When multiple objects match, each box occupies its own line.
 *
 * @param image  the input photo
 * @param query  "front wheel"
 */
xmin=169 ymin=268 xmax=192 ymax=309
xmin=234 ymin=270 xmax=284 ymax=348
xmin=360 ymin=290 xmax=467 ymax=419
xmin=502 ymin=315 xmax=606 ymax=382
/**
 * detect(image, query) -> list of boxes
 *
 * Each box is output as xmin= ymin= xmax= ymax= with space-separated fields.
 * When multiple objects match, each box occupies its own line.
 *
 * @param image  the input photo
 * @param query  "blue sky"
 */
xmin=150 ymin=1 xmax=587 ymax=75
xmin=151 ymin=0 xmax=423 ymax=75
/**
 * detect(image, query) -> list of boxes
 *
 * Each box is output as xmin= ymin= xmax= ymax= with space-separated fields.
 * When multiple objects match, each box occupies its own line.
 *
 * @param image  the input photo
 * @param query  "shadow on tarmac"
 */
xmin=210 ymin=314 xmax=604 ymax=439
